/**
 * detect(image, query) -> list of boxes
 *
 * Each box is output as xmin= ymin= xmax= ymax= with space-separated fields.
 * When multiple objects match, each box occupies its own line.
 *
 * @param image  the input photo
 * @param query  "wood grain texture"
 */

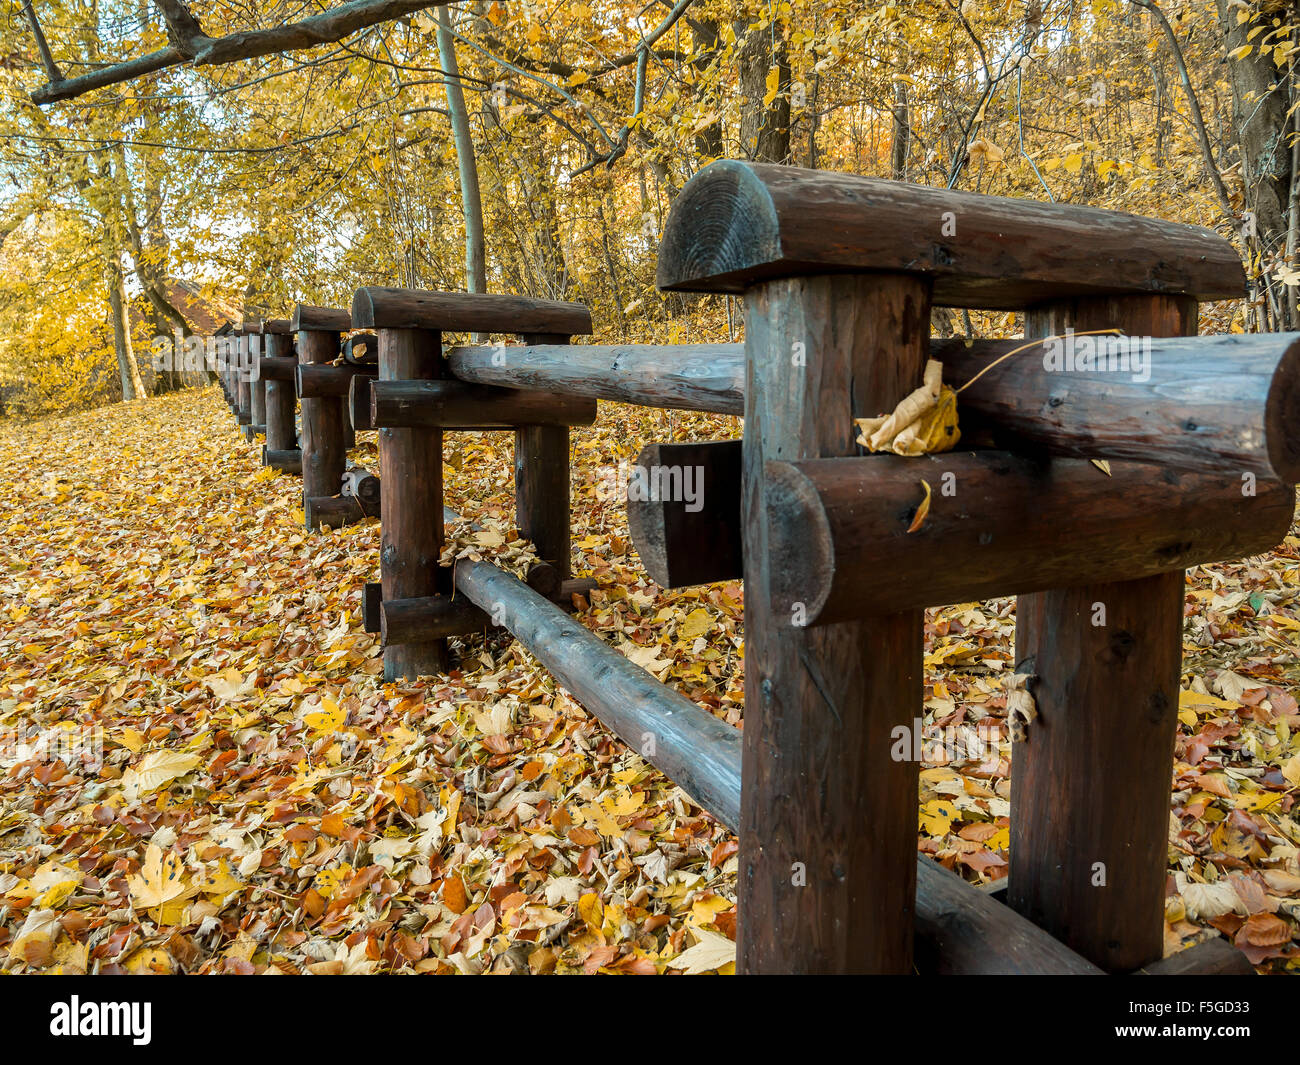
xmin=657 ymin=161 xmax=1244 ymax=307
xmin=370 ymin=379 xmax=597 ymax=428
xmin=513 ymin=333 xmax=577 ymax=583
xmin=296 ymin=363 xmax=377 ymax=399
xmin=297 ymin=329 xmax=348 ymax=529
xmin=249 ymin=334 xmax=267 ymax=440
xmin=261 ymin=448 xmax=302 ymax=473
xmin=262 ymin=334 xmax=298 ymax=456
xmin=625 ymin=439 xmax=743 ymax=587
xmin=738 ymin=274 xmax=929 ymax=974
xmin=253 ymin=356 xmax=297 ymax=382
xmin=448 ymin=342 xmax=745 ymax=414
xmin=763 ymin=453 xmax=1294 ymax=623
xmin=379 ymin=328 xmax=448 ymax=681
xmin=291 ymin=304 xmax=352 ymax=332
xmin=1135 ymin=937 xmax=1255 ymax=975
xmin=259 ymin=317 xmax=293 ymax=335
xmin=381 ymin=593 xmax=491 ymax=644
xmin=352 ymin=287 xmax=592 ymax=335
xmin=348 ymin=373 xmax=376 ymax=431
xmin=1009 ymin=294 xmax=1196 ymax=972
xmin=939 ymin=330 xmax=1300 ymax=483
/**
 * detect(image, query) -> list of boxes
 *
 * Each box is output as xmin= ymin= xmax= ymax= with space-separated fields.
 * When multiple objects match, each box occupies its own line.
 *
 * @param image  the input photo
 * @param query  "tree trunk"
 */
xmin=1215 ymin=0 xmax=1293 ymax=328
xmin=891 ymin=78 xmax=910 ymax=180
xmin=735 ymin=16 xmax=791 ymax=164
xmin=436 ymin=6 xmax=486 ymax=298
xmin=105 ymin=246 xmax=145 ymax=402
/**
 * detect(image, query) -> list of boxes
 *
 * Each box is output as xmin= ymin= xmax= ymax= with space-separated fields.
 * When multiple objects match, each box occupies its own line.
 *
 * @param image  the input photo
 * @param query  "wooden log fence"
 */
xmin=203 ymin=159 xmax=1295 ymax=977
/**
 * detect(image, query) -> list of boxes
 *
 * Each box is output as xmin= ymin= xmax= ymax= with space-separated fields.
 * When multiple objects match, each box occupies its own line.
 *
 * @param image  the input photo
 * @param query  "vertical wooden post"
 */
xmin=738 ymin=275 xmax=930 ymax=973
xmin=248 ymin=333 xmax=267 ymax=439
xmin=299 ymin=329 xmax=347 ymax=529
xmin=379 ymin=328 xmax=448 ymax=680
xmin=1009 ymin=294 xmax=1197 ymax=972
xmin=263 ymin=332 xmax=298 ymax=458
xmin=236 ymin=333 xmax=253 ymax=431
xmin=514 ymin=332 xmax=572 ymax=580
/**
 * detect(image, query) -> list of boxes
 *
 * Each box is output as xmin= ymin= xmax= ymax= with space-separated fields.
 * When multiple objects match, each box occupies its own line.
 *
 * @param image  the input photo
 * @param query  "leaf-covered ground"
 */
xmin=0 ymin=387 xmax=1297 ymax=974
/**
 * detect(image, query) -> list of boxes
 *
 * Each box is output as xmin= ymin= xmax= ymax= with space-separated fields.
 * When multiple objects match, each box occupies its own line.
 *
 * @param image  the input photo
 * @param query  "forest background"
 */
xmin=0 ymin=0 xmax=1294 ymax=414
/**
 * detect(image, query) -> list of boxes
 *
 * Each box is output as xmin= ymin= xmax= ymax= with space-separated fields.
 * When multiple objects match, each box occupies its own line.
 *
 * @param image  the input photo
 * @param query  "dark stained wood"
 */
xmin=235 ymin=334 xmax=253 ymax=428
xmin=1135 ymin=937 xmax=1255 ymax=975
xmin=381 ymin=594 xmax=490 ymax=644
xmin=254 ymin=356 xmax=297 ymax=381
xmin=738 ymin=274 xmax=930 ymax=974
xmin=370 ymin=379 xmax=597 ymax=428
xmin=298 ymin=328 xmax=348 ymax=530
xmin=248 ymin=334 xmax=267 ymax=441
xmin=363 ymin=581 xmax=382 ymax=634
xmin=260 ymin=317 xmax=293 ymax=335
xmin=262 ymin=448 xmax=302 ymax=474
xmin=348 ymin=373 xmax=376 ymax=431
xmin=306 ymin=495 xmax=364 ymax=529
xmin=344 ymin=332 xmax=378 ymax=362
xmin=262 ymin=333 xmax=298 ymax=458
xmin=1010 ymin=294 xmax=1196 ymax=973
xmin=296 ymin=362 xmax=377 ymax=399
xmin=914 ymin=861 xmax=1101 ymax=975
xmin=453 ymin=557 xmax=743 ymax=821
xmin=656 ymin=161 xmax=1244 ymax=307
xmin=379 ymin=327 xmax=448 ymax=680
xmin=760 ymin=453 xmax=1294 ymax=624
xmin=352 ymin=287 xmax=592 ymax=335
xmin=448 ymin=342 xmax=745 ymax=414
xmin=291 ymin=304 xmax=351 ymax=332
xmin=451 ymin=558 xmax=1098 ymax=974
xmin=939 ymin=331 xmax=1300 ymax=484
xmin=625 ymin=440 xmax=743 ymax=587
xmin=514 ymin=332 xmax=576 ymax=582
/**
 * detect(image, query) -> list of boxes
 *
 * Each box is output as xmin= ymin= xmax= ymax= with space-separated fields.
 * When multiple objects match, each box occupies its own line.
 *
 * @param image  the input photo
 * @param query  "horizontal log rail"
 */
xmin=448 ymin=334 xmax=1300 ymax=482
xmin=448 ymin=341 xmax=744 ymax=414
xmin=655 ymin=160 xmax=1243 ymax=307
xmin=296 ymin=362 xmax=377 ymax=399
xmin=253 ymin=356 xmax=297 ymax=382
xmin=765 ymin=453 xmax=1295 ymax=625
xmin=450 ymin=553 xmax=1102 ymax=975
xmin=625 ymin=440 xmax=1297 ymax=604
xmin=352 ymin=286 xmax=593 ymax=335
xmin=370 ymin=379 xmax=598 ymax=429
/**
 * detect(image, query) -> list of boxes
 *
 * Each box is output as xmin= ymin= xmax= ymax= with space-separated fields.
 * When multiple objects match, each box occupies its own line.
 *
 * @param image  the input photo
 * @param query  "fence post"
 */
xmin=738 ymin=274 xmax=930 ymax=973
xmin=296 ymin=315 xmax=347 ymax=529
xmin=261 ymin=321 xmax=298 ymax=465
xmin=235 ymin=331 xmax=253 ymax=431
xmin=378 ymin=327 xmax=448 ymax=680
xmin=515 ymin=332 xmax=573 ymax=581
xmin=248 ymin=329 xmax=266 ymax=440
xmin=1009 ymin=294 xmax=1198 ymax=972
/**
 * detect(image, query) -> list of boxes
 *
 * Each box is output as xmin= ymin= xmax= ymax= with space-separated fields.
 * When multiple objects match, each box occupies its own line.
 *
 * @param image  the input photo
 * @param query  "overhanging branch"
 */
xmin=29 ymin=0 xmax=455 ymax=105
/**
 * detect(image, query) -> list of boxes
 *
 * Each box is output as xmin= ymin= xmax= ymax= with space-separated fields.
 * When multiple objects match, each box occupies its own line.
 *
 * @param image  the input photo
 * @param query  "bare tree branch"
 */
xmin=30 ymin=0 xmax=455 ymax=105
xmin=21 ymin=0 xmax=63 ymax=82
xmin=1127 ymin=0 xmax=1236 ymax=221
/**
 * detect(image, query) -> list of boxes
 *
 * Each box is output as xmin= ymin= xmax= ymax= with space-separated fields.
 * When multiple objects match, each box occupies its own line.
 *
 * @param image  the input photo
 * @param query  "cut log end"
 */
xmin=1267 ymin=337 xmax=1300 ymax=484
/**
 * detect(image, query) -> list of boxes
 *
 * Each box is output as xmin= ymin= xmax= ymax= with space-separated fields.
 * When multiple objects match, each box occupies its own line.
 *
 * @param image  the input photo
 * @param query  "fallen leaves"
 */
xmin=121 ymin=750 xmax=202 ymax=801
xmin=0 ymin=388 xmax=1297 ymax=974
